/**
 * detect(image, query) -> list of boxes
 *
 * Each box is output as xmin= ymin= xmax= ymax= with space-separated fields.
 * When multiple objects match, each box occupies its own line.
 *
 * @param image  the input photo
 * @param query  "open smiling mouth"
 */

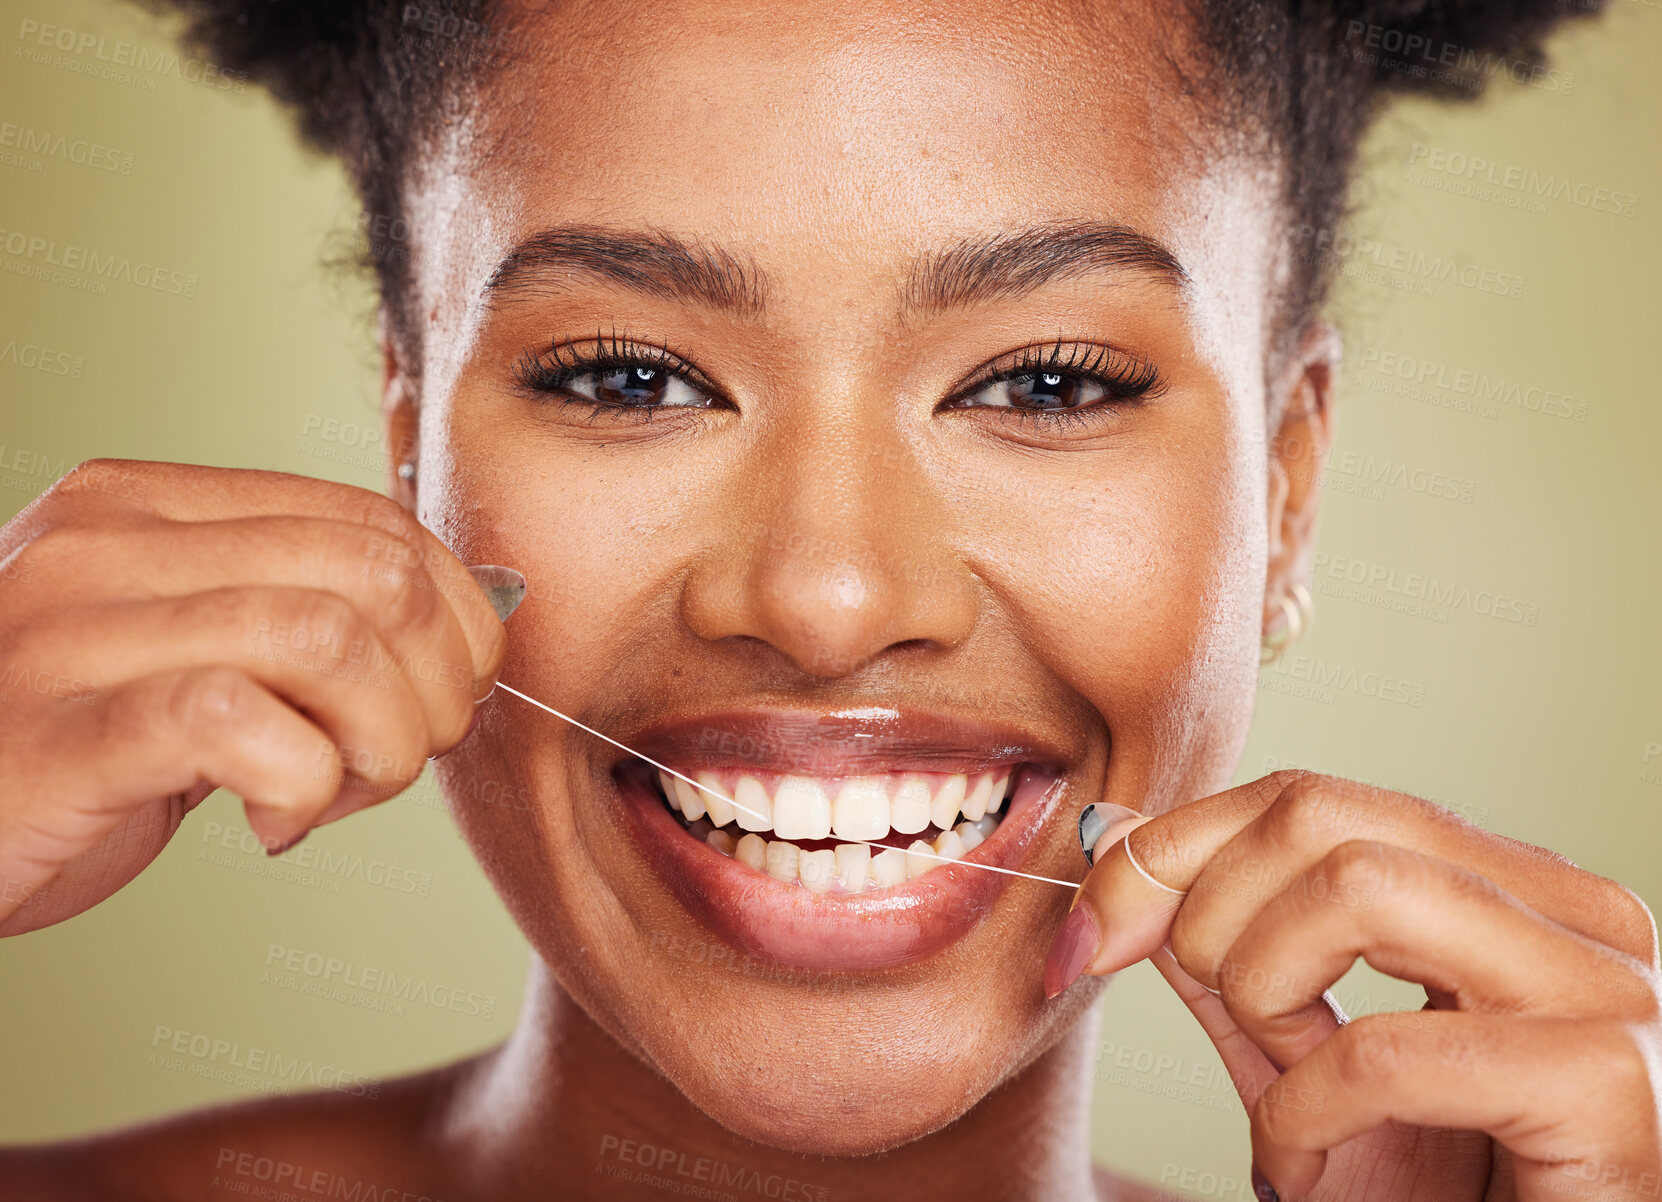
xmin=599 ymin=709 xmax=1076 ymax=970
xmin=645 ymin=766 xmax=1023 ymax=891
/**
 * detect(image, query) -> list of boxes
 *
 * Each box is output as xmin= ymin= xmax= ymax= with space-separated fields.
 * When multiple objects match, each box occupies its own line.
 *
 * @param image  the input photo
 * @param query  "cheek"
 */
xmin=958 ymin=415 xmax=1267 ymax=805
xmin=424 ymin=413 xmax=702 ymax=691
xmin=416 ymin=408 xmax=701 ymax=963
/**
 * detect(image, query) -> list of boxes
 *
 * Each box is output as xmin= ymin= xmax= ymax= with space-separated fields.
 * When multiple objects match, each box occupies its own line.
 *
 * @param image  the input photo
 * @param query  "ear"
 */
xmin=381 ymin=310 xmax=419 ymax=514
xmin=1263 ymin=320 xmax=1340 ymax=641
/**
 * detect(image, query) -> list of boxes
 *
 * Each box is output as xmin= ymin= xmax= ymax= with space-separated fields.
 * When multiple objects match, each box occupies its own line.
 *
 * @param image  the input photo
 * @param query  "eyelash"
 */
xmin=511 ymin=331 xmax=1165 ymax=428
xmin=511 ymin=330 xmax=724 ymax=422
xmin=942 ymin=338 xmax=1166 ymax=429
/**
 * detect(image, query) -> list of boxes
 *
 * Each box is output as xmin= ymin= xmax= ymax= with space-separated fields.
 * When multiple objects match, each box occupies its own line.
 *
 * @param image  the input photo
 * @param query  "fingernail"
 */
xmin=1043 ymin=902 xmax=1100 ymax=999
xmin=1078 ymin=802 xmax=1144 ymax=866
xmin=265 ymin=830 xmax=308 ymax=857
xmin=466 ymin=564 xmax=526 ymax=622
xmin=1252 ymin=1166 xmax=1279 ymax=1202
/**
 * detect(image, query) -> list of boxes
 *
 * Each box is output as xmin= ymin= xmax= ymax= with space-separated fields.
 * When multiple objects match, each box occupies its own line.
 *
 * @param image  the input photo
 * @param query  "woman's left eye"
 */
xmin=562 ymin=364 xmax=711 ymax=408
xmin=959 ymin=369 xmax=1111 ymax=411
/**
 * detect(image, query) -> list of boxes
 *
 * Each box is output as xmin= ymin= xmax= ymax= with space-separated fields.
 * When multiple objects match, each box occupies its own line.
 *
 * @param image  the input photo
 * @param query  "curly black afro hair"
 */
xmin=134 ymin=0 xmax=1607 ymax=381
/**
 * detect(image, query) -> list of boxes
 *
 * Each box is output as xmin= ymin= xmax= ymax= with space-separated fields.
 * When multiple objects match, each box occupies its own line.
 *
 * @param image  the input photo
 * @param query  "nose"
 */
xmin=681 ymin=414 xmax=980 ymax=678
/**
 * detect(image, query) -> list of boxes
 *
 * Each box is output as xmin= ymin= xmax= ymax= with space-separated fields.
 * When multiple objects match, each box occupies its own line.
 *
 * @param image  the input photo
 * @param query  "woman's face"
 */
xmin=403 ymin=0 xmax=1315 ymax=1154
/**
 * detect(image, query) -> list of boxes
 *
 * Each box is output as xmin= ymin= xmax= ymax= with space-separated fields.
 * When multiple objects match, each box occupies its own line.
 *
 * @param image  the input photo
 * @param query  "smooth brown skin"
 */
xmin=1 ymin=0 xmax=1657 ymax=1199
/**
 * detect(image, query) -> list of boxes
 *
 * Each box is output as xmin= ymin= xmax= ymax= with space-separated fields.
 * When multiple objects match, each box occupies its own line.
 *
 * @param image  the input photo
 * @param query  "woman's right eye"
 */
xmin=512 ymin=337 xmax=726 ymax=414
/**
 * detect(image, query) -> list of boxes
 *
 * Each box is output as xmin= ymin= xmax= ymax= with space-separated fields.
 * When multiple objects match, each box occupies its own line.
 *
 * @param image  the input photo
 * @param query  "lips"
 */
xmin=606 ymin=708 xmax=1076 ymax=971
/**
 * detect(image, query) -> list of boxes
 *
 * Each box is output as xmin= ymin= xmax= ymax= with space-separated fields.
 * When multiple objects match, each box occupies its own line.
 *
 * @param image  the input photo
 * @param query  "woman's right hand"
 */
xmin=0 ymin=459 xmax=508 ymax=937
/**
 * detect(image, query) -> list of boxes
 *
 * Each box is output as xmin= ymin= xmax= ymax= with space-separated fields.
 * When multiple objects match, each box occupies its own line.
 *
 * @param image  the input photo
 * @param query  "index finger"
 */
xmin=1073 ymin=768 xmax=1656 ymax=983
xmin=65 ymin=460 xmax=510 ymax=696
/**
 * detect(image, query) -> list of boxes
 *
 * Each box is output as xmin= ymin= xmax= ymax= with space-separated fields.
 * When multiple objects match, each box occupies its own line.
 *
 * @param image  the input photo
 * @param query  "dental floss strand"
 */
xmin=491 ymin=681 xmax=1079 ymax=890
xmin=456 ymin=567 xmax=1077 ymax=890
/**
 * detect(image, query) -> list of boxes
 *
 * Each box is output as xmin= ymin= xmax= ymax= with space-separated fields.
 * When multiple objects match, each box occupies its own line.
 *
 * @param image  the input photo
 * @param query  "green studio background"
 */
xmin=2 ymin=2 xmax=1660 ymax=1194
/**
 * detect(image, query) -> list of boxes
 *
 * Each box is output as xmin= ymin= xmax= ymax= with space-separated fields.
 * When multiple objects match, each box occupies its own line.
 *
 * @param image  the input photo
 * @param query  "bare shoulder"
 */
xmin=0 ymin=1052 xmax=488 ymax=1202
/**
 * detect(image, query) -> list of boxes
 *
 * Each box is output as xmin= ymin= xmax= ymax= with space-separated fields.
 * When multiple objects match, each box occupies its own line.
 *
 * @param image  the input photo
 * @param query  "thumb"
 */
xmin=1047 ymin=774 xmax=1293 ymax=994
xmin=1042 ymin=802 xmax=1182 ymax=999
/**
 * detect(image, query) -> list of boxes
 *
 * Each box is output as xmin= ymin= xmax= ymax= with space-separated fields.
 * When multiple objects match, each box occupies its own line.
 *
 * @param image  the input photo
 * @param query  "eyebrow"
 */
xmin=482 ymin=219 xmax=1189 ymax=318
xmin=904 ymin=219 xmax=1191 ymax=315
xmin=484 ymin=225 xmax=769 ymax=318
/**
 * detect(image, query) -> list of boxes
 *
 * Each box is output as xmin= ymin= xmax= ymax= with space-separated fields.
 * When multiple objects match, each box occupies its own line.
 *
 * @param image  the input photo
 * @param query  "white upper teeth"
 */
xmin=891 ymin=776 xmax=931 ymax=833
xmin=697 ymin=771 xmax=736 ymax=828
xmin=659 ymin=768 xmax=1014 ymax=841
xmin=772 ymin=776 xmax=833 ymax=840
xmin=831 ymin=778 xmax=889 ymax=841
xmin=733 ymin=775 xmax=772 ymax=832
xmin=672 ymin=776 xmax=706 ymax=822
xmin=656 ymin=767 xmax=1019 ymax=891
xmin=930 ymin=774 xmax=966 ymax=832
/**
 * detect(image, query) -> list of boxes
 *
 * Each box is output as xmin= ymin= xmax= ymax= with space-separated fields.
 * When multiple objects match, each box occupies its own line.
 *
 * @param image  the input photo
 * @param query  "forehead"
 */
xmin=473 ymin=0 xmax=1212 ymax=237
xmin=412 ymin=0 xmax=1274 ymax=380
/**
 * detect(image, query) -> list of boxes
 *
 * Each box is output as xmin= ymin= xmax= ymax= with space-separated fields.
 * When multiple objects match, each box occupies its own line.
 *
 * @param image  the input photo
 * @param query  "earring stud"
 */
xmin=397 ymin=461 xmax=416 ymax=481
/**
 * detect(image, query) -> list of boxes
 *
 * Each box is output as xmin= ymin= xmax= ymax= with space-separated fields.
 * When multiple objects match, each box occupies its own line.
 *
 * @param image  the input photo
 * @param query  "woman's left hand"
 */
xmin=1049 ymin=770 xmax=1662 ymax=1201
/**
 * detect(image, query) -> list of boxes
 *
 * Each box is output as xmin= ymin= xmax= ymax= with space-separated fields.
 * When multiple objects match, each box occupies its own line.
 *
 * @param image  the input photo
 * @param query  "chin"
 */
xmin=661 ymin=1025 xmax=1021 ymax=1156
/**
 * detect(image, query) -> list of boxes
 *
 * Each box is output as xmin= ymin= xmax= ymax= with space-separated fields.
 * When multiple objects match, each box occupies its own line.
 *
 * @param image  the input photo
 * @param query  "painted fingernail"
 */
xmin=1043 ymin=902 xmax=1100 ymax=999
xmin=265 ymin=830 xmax=308 ymax=857
xmin=1252 ymin=1166 xmax=1279 ymax=1202
xmin=466 ymin=564 xmax=526 ymax=622
xmin=1078 ymin=802 xmax=1144 ymax=866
